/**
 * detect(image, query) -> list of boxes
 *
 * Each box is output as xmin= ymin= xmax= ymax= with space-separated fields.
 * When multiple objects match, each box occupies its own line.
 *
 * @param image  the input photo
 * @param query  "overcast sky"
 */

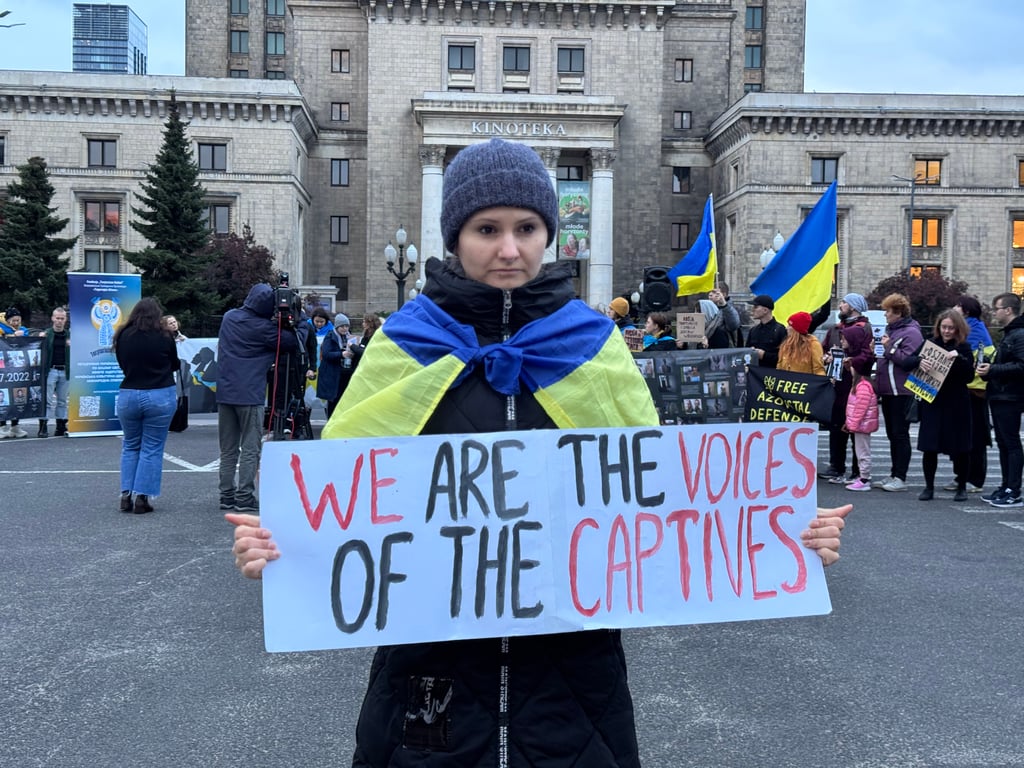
xmin=0 ymin=0 xmax=1021 ymax=95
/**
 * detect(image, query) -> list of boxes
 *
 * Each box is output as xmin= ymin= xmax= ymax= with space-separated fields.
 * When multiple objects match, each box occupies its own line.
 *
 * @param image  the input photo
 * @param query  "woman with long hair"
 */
xmin=642 ymin=311 xmax=677 ymax=350
xmin=114 ymin=297 xmax=179 ymax=513
xmin=913 ymin=309 xmax=975 ymax=501
xmin=777 ymin=311 xmax=826 ymax=375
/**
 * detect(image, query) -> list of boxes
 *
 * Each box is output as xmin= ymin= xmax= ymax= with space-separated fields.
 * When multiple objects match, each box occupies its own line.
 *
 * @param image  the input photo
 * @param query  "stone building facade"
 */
xmin=0 ymin=71 xmax=315 ymax=282
xmin=185 ymin=0 xmax=806 ymax=311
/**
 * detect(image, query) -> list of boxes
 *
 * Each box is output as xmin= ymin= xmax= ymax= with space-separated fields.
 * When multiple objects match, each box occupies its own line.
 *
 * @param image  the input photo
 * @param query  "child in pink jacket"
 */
xmin=843 ymin=359 xmax=879 ymax=492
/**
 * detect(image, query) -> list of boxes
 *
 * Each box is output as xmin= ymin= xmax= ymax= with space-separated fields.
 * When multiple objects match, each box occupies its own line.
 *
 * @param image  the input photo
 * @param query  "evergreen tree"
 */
xmin=200 ymin=222 xmax=279 ymax=316
xmin=0 ymin=156 xmax=77 ymax=319
xmin=129 ymin=92 xmax=216 ymax=329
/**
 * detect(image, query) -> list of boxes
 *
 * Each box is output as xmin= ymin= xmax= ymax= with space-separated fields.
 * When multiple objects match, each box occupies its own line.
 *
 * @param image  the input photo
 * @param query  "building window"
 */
xmin=231 ymin=0 xmax=249 ymax=13
xmin=202 ymin=204 xmax=231 ymax=235
xmin=330 ymin=102 xmax=350 ymax=122
xmin=87 ymin=138 xmax=117 ymax=167
xmin=811 ymin=157 xmax=838 ymax=185
xmin=557 ymin=47 xmax=585 ymax=74
xmin=331 ymin=49 xmax=350 ymax=73
xmin=265 ymin=70 xmax=286 ymax=79
xmin=503 ymin=46 xmax=530 ymax=72
xmin=448 ymin=44 xmax=475 ymax=71
xmin=198 ymin=143 xmax=227 ymax=171
xmin=914 ymin=159 xmax=942 ymax=184
xmin=231 ymin=31 xmax=249 ymax=54
xmin=671 ymin=223 xmax=689 ymax=251
xmin=330 ymin=215 xmax=349 ymax=244
xmin=331 ymin=159 xmax=349 ymax=187
xmin=331 ymin=275 xmax=349 ymax=302
xmin=84 ymin=250 xmax=120 ymax=273
xmin=84 ymin=201 xmax=120 ymax=232
xmin=0 ymin=136 xmax=5 ymax=165
xmin=266 ymin=32 xmax=285 ymax=55
xmin=745 ymin=6 xmax=763 ymax=29
xmin=1019 ymin=160 xmax=1024 ymax=187
xmin=673 ymin=111 xmax=692 ymax=130
xmin=229 ymin=69 xmax=248 ymax=78
xmin=557 ymin=165 xmax=583 ymax=181
xmin=744 ymin=45 xmax=763 ymax=69
xmin=912 ymin=216 xmax=942 ymax=247
xmin=744 ymin=83 xmax=762 ymax=93
xmin=672 ymin=167 xmax=691 ymax=194
xmin=674 ymin=58 xmax=693 ymax=83
xmin=266 ymin=0 xmax=285 ymax=14
xmin=1013 ymin=218 xmax=1024 ymax=249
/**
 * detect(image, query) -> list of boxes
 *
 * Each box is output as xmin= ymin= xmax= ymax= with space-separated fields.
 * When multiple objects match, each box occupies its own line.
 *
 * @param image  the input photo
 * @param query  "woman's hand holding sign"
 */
xmin=801 ymin=504 xmax=851 ymax=566
xmin=226 ymin=513 xmax=279 ymax=579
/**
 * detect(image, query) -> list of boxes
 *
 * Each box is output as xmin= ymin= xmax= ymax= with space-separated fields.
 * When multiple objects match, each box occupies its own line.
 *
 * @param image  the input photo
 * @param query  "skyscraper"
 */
xmin=72 ymin=4 xmax=148 ymax=75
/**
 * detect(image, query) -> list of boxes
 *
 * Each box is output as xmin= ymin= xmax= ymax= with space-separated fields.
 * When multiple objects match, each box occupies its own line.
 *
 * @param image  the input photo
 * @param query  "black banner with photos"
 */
xmin=0 ymin=336 xmax=44 ymax=420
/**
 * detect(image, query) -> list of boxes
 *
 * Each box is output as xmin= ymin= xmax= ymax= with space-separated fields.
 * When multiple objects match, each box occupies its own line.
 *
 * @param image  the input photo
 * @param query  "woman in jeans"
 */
xmin=114 ymin=297 xmax=178 ymax=514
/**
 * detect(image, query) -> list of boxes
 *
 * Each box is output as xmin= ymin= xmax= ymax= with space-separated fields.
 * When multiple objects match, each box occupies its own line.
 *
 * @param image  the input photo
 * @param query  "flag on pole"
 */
xmin=668 ymin=194 xmax=716 ymax=296
xmin=750 ymin=181 xmax=839 ymax=323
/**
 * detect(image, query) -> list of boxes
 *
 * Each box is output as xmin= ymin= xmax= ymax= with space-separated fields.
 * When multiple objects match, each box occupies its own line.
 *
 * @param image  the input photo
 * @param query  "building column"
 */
xmin=588 ymin=147 xmax=616 ymax=308
xmin=418 ymin=144 xmax=447 ymax=282
xmin=537 ymin=146 xmax=561 ymax=264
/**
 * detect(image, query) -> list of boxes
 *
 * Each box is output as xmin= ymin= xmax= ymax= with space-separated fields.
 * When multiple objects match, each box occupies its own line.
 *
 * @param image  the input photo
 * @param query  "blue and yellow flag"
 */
xmin=322 ymin=295 xmax=658 ymax=439
xmin=668 ymin=194 xmax=716 ymax=297
xmin=750 ymin=181 xmax=839 ymax=323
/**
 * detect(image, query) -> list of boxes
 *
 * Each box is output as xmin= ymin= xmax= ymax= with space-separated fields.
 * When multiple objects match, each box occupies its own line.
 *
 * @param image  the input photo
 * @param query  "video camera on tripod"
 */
xmin=273 ymin=271 xmax=302 ymax=327
xmin=266 ymin=271 xmax=314 ymax=441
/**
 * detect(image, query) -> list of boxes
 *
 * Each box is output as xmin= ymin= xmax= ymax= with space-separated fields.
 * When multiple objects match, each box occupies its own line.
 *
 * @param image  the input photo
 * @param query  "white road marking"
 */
xmin=999 ymin=521 xmax=1024 ymax=532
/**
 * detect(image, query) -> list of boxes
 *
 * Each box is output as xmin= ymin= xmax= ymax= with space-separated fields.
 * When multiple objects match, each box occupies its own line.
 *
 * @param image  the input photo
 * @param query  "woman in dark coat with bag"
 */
xmin=911 ymin=309 xmax=974 ymax=501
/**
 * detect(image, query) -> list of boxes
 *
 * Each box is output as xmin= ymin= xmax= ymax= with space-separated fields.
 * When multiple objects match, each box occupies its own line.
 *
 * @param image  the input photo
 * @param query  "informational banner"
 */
xmin=66 ymin=273 xmax=141 ymax=436
xmin=904 ymin=340 xmax=952 ymax=403
xmin=634 ymin=348 xmax=757 ymax=424
xmin=557 ymin=180 xmax=591 ymax=259
xmin=745 ymin=366 xmax=835 ymax=423
xmin=259 ymin=423 xmax=828 ymax=652
xmin=0 ymin=336 xmax=44 ymax=420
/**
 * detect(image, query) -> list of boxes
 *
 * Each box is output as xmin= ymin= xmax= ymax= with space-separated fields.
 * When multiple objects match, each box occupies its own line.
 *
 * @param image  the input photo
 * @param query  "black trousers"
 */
xmin=880 ymin=395 xmax=914 ymax=481
xmin=989 ymin=399 xmax=1024 ymax=493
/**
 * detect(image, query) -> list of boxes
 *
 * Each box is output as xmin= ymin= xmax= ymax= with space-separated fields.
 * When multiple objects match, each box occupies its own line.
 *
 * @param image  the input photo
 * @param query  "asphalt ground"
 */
xmin=2 ymin=420 xmax=1023 ymax=767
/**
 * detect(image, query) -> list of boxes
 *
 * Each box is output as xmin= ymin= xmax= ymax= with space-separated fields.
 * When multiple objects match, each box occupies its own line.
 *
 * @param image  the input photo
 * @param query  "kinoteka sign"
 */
xmin=470 ymin=121 xmax=567 ymax=136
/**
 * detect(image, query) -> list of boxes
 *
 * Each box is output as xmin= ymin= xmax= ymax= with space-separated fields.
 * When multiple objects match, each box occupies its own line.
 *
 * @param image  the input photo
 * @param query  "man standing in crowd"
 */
xmin=707 ymin=283 xmax=741 ymax=346
xmin=38 ymin=306 xmax=70 ymax=438
xmin=977 ymin=292 xmax=1024 ymax=508
xmin=216 ymin=284 xmax=299 ymax=513
xmin=818 ymin=293 xmax=873 ymax=484
xmin=745 ymin=294 xmax=787 ymax=368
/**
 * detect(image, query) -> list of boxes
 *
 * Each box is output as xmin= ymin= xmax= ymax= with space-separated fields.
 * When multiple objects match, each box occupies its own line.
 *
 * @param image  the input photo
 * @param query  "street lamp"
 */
xmin=893 ymin=173 xmax=939 ymax=274
xmin=384 ymin=224 xmax=417 ymax=310
xmin=759 ymin=231 xmax=785 ymax=270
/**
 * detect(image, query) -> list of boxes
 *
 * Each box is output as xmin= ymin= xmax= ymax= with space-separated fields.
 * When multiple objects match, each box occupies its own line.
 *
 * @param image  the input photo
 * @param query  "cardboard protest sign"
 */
xmin=904 ymin=340 xmax=952 ymax=403
xmin=259 ymin=423 xmax=830 ymax=653
xmin=675 ymin=313 xmax=705 ymax=343
xmin=745 ymin=367 xmax=835 ymax=424
xmin=623 ymin=328 xmax=644 ymax=352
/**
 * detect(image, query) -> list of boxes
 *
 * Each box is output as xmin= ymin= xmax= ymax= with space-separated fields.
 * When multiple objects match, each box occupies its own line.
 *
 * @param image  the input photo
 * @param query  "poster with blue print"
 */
xmin=66 ymin=273 xmax=142 ymax=436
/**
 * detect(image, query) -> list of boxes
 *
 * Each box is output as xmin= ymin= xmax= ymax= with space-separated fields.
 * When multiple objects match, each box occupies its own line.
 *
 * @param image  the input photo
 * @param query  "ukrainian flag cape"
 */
xmin=323 ymin=295 xmax=658 ymax=439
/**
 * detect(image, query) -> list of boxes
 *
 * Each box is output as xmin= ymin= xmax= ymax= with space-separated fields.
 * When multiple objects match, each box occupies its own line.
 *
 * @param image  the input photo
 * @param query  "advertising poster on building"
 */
xmin=557 ymin=180 xmax=591 ymax=259
xmin=0 ymin=336 xmax=44 ymax=421
xmin=258 ymin=423 xmax=829 ymax=652
xmin=66 ymin=273 xmax=141 ymax=436
xmin=633 ymin=348 xmax=757 ymax=424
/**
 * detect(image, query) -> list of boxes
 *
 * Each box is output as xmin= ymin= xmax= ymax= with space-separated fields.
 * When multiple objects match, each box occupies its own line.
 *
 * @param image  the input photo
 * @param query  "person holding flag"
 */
xmin=750 ymin=181 xmax=840 ymax=323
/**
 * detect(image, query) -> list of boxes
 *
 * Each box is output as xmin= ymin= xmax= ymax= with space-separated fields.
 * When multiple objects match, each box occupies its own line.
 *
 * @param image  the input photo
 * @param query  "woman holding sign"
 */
xmin=909 ymin=309 xmax=974 ymax=501
xmin=227 ymin=138 xmax=851 ymax=768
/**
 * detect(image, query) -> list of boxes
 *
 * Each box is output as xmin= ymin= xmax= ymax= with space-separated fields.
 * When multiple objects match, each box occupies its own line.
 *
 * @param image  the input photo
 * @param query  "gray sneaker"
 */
xmin=882 ymin=477 xmax=908 ymax=492
xmin=873 ymin=476 xmax=893 ymax=489
xmin=942 ymin=481 xmax=959 ymax=492
xmin=828 ymin=474 xmax=851 ymax=484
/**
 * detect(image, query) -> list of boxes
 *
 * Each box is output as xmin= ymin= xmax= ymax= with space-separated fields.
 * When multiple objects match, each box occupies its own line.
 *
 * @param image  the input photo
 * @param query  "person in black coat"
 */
xmin=910 ymin=310 xmax=974 ymax=501
xmin=316 ymin=312 xmax=357 ymax=419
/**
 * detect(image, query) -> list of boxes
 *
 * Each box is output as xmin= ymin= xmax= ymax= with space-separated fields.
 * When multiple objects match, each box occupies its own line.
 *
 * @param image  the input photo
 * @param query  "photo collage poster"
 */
xmin=633 ymin=348 xmax=756 ymax=425
xmin=0 ymin=336 xmax=44 ymax=420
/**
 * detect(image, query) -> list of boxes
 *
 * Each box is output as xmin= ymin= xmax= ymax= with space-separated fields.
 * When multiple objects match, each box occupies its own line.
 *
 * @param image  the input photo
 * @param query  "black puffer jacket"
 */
xmin=352 ymin=259 xmax=640 ymax=768
xmin=985 ymin=315 xmax=1024 ymax=402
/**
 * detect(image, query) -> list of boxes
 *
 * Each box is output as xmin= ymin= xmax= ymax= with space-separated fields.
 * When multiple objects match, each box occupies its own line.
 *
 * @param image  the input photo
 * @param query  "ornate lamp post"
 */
xmin=384 ymin=224 xmax=418 ymax=310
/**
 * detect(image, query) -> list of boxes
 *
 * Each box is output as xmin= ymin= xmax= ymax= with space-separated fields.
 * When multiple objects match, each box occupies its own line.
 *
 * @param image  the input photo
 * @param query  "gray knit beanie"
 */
xmin=440 ymin=138 xmax=558 ymax=254
xmin=843 ymin=293 xmax=868 ymax=314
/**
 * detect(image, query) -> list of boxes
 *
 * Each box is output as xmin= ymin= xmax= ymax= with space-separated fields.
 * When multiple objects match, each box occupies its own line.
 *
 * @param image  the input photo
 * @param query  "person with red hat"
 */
xmin=778 ymin=311 xmax=826 ymax=375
